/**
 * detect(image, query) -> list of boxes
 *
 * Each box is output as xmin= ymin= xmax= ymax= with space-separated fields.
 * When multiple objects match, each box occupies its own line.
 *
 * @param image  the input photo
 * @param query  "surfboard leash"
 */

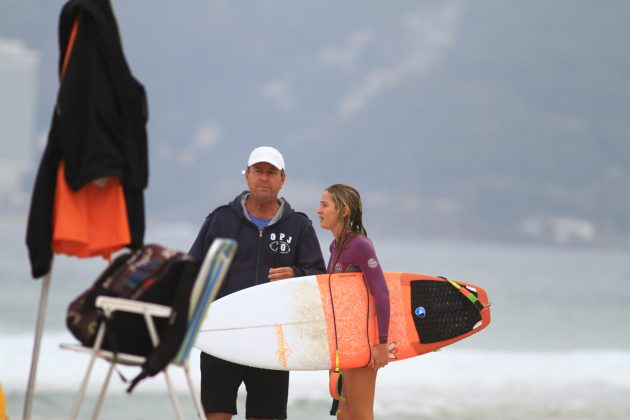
xmin=327 ymin=272 xmax=349 ymax=418
xmin=362 ymin=273 xmax=372 ymax=366
xmin=327 ymin=271 xmax=373 ymax=416
xmin=327 ymin=273 xmax=344 ymax=396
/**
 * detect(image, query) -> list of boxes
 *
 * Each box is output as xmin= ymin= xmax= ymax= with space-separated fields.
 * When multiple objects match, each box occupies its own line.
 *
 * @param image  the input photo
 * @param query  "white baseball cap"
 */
xmin=242 ymin=146 xmax=285 ymax=174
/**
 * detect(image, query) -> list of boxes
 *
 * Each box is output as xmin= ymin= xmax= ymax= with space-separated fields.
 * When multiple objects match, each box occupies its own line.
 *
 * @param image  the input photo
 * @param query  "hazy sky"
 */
xmin=1 ymin=0 xmax=629 ymax=246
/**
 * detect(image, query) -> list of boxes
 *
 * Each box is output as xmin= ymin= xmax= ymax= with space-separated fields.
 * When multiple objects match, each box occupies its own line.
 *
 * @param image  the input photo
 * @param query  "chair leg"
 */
xmin=90 ymin=360 xmax=116 ymax=420
xmin=163 ymin=367 xmax=185 ymax=420
xmin=68 ymin=354 xmax=93 ymax=420
xmin=69 ymin=324 xmax=107 ymax=420
xmin=183 ymin=362 xmax=205 ymax=420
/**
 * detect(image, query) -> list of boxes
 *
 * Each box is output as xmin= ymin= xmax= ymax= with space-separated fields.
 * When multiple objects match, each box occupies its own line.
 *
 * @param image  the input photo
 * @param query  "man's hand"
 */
xmin=268 ymin=267 xmax=295 ymax=281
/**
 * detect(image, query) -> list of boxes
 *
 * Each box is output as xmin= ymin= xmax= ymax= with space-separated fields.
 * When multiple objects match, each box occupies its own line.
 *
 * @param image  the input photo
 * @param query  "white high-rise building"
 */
xmin=0 ymin=38 xmax=39 ymax=207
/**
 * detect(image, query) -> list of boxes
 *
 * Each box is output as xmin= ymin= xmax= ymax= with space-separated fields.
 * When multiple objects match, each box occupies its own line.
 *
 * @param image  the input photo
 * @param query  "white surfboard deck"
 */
xmin=196 ymin=275 xmax=331 ymax=370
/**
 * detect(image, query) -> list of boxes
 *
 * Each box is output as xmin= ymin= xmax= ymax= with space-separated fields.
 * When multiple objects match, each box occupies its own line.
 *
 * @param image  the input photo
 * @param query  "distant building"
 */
xmin=520 ymin=216 xmax=597 ymax=245
xmin=0 ymin=38 xmax=39 ymax=209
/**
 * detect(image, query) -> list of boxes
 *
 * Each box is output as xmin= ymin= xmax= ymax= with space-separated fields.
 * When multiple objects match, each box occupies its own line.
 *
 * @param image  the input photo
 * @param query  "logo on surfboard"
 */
xmin=274 ymin=323 xmax=292 ymax=368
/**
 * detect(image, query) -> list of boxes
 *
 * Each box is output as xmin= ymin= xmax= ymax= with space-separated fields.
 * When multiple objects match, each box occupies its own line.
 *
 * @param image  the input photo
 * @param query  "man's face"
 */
xmin=245 ymin=162 xmax=285 ymax=204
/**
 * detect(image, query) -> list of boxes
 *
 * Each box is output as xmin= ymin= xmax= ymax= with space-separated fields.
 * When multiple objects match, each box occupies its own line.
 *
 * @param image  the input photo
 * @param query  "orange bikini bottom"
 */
xmin=52 ymin=160 xmax=130 ymax=260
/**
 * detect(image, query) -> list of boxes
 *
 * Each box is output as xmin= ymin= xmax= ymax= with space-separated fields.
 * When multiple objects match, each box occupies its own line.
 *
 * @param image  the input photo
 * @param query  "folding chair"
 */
xmin=60 ymin=238 xmax=237 ymax=420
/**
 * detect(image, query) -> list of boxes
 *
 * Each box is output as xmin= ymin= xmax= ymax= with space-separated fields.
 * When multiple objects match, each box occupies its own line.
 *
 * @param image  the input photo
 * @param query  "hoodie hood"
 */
xmin=229 ymin=191 xmax=294 ymax=227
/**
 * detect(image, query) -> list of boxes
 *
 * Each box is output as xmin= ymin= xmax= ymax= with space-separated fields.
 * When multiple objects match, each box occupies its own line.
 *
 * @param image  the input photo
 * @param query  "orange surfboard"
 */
xmin=196 ymin=272 xmax=491 ymax=370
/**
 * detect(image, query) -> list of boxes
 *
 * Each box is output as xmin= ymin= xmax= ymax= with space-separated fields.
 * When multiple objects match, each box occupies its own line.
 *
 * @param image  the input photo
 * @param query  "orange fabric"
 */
xmin=52 ymin=161 xmax=130 ymax=260
xmin=61 ymin=10 xmax=83 ymax=80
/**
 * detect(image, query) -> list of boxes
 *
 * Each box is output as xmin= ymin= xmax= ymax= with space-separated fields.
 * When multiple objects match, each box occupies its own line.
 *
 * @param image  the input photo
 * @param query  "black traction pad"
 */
xmin=410 ymin=280 xmax=482 ymax=344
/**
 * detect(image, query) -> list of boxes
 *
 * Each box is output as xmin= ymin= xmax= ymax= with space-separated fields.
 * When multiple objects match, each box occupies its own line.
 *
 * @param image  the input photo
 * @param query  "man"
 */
xmin=189 ymin=146 xmax=326 ymax=420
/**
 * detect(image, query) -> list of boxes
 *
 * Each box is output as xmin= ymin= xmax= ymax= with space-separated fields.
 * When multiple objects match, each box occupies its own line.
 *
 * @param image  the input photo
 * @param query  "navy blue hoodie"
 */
xmin=189 ymin=192 xmax=326 ymax=298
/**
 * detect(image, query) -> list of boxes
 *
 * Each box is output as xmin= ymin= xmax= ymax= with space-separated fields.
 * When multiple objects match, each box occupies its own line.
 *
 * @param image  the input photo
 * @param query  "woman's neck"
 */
xmin=335 ymin=227 xmax=355 ymax=247
xmin=333 ymin=226 xmax=345 ymax=243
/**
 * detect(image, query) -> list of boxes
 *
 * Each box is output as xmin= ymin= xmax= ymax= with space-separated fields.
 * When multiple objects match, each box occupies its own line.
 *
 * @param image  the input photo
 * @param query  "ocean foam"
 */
xmin=3 ymin=332 xmax=629 ymax=393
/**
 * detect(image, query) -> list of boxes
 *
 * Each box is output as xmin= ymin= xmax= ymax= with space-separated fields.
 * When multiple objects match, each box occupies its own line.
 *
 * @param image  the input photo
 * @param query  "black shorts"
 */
xmin=200 ymin=352 xmax=289 ymax=419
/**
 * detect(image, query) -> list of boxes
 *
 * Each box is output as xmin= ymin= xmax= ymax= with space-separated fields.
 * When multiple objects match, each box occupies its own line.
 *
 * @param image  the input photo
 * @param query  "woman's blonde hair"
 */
xmin=325 ymin=184 xmax=367 ymax=252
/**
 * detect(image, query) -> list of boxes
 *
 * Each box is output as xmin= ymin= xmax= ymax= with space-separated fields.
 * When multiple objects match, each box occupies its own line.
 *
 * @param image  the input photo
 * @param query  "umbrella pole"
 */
xmin=23 ymin=259 xmax=54 ymax=420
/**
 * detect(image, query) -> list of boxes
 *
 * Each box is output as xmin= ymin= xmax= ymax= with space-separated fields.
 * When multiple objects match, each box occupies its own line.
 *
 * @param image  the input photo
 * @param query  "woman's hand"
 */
xmin=369 ymin=343 xmax=390 ymax=371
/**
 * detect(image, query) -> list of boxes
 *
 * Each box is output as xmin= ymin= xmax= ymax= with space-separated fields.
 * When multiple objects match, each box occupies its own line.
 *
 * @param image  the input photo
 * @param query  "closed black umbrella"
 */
xmin=23 ymin=1 xmax=149 ymax=417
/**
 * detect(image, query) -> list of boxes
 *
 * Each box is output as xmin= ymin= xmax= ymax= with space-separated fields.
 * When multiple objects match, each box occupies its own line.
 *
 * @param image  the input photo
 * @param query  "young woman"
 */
xmin=316 ymin=184 xmax=390 ymax=420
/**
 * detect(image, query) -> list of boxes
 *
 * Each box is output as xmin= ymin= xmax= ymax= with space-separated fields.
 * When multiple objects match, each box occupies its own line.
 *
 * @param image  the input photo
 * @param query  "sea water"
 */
xmin=2 ymin=222 xmax=630 ymax=419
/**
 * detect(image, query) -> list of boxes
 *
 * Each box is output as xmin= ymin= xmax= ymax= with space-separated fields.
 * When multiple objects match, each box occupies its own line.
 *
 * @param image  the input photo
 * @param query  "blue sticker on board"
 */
xmin=414 ymin=306 xmax=426 ymax=318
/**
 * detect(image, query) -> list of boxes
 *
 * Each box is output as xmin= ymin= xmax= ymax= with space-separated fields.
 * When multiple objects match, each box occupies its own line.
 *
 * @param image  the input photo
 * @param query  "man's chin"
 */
xmin=251 ymin=191 xmax=276 ymax=203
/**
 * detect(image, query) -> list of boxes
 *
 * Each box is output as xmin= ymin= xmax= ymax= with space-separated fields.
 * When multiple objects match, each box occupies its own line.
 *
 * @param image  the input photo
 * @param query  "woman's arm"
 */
xmin=348 ymin=237 xmax=390 ymax=344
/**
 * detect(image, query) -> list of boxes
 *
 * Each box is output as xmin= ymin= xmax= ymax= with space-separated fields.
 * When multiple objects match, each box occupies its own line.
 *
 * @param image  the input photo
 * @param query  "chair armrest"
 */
xmin=95 ymin=296 xmax=172 ymax=318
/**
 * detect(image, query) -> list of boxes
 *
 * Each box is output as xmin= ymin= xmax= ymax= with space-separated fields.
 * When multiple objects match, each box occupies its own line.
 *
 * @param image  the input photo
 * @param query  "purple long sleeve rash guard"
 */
xmin=327 ymin=234 xmax=390 ymax=344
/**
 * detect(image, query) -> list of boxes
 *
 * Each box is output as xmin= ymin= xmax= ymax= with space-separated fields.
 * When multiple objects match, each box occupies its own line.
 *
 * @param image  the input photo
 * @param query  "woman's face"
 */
xmin=317 ymin=190 xmax=341 ymax=233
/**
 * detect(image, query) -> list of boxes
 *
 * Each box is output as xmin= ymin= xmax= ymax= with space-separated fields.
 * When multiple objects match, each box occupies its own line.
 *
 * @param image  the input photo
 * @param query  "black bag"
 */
xmin=66 ymin=244 xmax=200 ymax=391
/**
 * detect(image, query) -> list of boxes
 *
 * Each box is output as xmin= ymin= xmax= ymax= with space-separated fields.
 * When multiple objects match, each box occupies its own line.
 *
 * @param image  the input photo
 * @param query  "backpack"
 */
xmin=66 ymin=244 xmax=200 ymax=391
